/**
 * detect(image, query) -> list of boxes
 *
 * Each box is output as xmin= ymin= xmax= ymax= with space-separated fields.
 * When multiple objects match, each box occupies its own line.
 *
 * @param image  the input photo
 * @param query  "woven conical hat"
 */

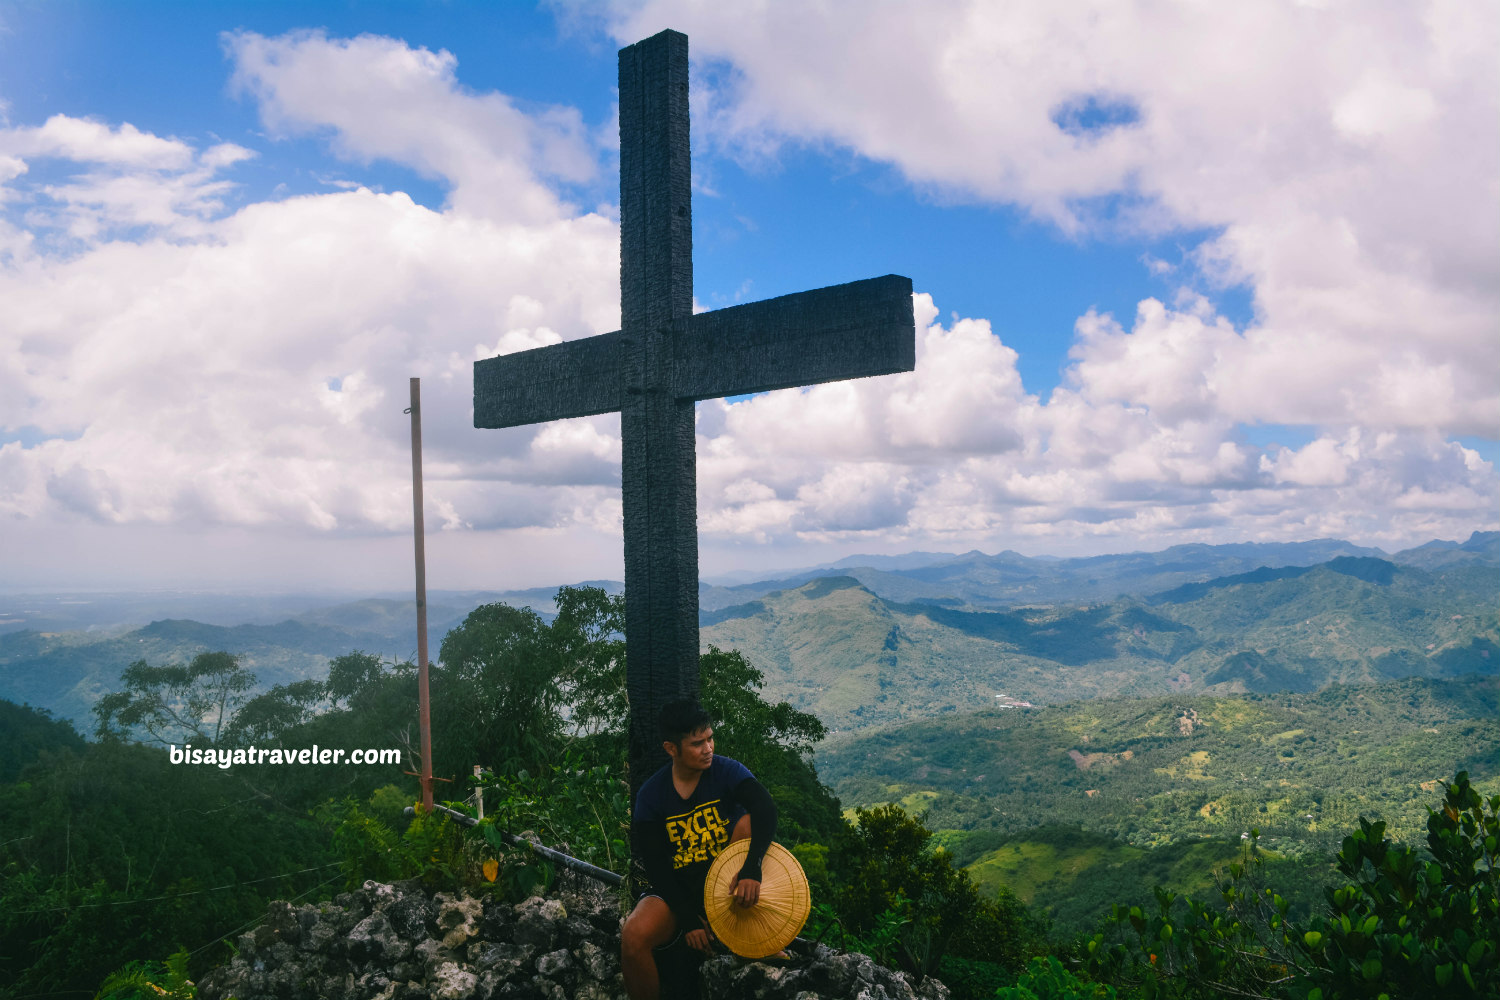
xmin=703 ymin=840 xmax=811 ymax=959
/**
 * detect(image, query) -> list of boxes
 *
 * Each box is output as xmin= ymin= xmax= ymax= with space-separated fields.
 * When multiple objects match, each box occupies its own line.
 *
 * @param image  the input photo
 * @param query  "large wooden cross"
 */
xmin=473 ymin=29 xmax=915 ymax=794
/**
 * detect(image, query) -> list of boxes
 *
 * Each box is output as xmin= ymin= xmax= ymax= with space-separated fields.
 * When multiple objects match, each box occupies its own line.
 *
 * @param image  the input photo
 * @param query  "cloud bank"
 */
xmin=1 ymin=8 xmax=1495 ymax=589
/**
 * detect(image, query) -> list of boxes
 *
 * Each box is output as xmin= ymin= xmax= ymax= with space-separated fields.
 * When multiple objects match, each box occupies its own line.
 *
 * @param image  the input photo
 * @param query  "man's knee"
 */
xmin=730 ymin=811 xmax=752 ymax=842
xmin=621 ymin=919 xmax=652 ymax=958
xmin=622 ymin=898 xmax=675 ymax=957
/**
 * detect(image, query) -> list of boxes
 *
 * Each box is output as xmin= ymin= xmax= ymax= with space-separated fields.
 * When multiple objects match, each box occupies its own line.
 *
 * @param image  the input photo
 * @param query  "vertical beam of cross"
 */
xmin=618 ymin=30 xmax=699 ymax=781
xmin=473 ymin=29 xmax=915 ymax=805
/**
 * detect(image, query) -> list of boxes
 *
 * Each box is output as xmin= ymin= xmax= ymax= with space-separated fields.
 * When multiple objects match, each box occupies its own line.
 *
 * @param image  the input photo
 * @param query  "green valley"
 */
xmin=816 ymin=676 xmax=1500 ymax=932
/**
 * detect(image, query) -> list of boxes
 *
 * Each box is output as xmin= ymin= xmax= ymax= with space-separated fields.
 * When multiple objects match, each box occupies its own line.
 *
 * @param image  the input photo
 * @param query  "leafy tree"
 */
xmin=833 ymin=804 xmax=982 ymax=981
xmin=0 ymin=740 xmax=330 ymax=998
xmin=700 ymin=645 xmax=844 ymax=846
xmin=224 ymin=678 xmax=326 ymax=744
xmin=93 ymin=651 xmax=257 ymax=745
xmin=0 ymin=699 xmax=84 ymax=775
xmin=435 ymin=586 xmax=625 ymax=776
xmin=325 ymin=650 xmax=390 ymax=709
xmin=1300 ymin=771 xmax=1498 ymax=998
xmin=949 ymin=886 xmax=1050 ymax=974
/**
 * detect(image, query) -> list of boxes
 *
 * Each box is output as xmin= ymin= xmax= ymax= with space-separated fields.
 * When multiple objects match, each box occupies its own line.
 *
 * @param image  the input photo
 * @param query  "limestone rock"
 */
xmin=511 ymin=896 xmax=567 ymax=951
xmin=436 ymin=895 xmax=484 ymax=949
xmin=428 ymin=961 xmax=477 ymax=1000
xmin=348 ymin=910 xmax=412 ymax=964
xmin=197 ymin=880 xmax=952 ymax=1000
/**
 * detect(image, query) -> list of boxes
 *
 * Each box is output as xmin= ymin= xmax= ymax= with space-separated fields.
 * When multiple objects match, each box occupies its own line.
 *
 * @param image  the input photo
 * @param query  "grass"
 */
xmin=961 ymin=829 xmax=1252 ymax=936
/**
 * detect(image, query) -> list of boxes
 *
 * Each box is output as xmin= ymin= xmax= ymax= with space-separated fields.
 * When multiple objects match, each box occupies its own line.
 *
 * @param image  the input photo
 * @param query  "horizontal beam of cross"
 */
xmin=473 ymin=274 xmax=914 ymax=429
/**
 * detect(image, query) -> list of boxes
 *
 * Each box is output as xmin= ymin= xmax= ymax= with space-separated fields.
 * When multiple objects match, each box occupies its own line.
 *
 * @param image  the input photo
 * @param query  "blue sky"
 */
xmin=0 ymin=1 xmax=1495 ymax=591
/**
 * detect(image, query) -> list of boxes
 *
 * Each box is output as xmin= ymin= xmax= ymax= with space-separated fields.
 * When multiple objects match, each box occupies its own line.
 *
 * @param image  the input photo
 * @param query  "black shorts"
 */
xmin=635 ymin=888 xmax=707 ymax=949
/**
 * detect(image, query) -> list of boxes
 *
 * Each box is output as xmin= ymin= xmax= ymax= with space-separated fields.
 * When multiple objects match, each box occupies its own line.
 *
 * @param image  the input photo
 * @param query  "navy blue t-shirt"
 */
xmin=633 ymin=755 xmax=757 ymax=926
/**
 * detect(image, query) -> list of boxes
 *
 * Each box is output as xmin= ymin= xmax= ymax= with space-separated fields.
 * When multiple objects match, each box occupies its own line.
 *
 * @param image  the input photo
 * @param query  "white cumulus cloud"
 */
xmin=1 ymin=12 xmax=1495 ymax=590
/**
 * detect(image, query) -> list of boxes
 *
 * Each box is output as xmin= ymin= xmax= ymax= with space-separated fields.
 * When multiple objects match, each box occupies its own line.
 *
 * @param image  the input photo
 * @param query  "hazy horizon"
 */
xmin=2 ymin=527 xmax=1489 ymax=602
xmin=3 ymin=4 xmax=1495 ymax=596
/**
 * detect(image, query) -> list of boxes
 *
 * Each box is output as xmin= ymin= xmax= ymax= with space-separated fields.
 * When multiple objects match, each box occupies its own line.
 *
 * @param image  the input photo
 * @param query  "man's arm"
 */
xmin=630 ymin=818 xmax=703 ymax=933
xmin=731 ymin=775 xmax=778 ymax=883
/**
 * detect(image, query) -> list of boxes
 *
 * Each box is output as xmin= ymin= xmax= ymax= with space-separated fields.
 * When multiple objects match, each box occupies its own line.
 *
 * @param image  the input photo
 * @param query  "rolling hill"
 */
xmin=2 ymin=536 xmax=1492 ymax=735
xmin=701 ymin=553 xmax=1497 ymax=732
xmin=814 ymin=676 xmax=1500 ymax=933
xmin=698 ymin=536 xmax=1416 ymax=611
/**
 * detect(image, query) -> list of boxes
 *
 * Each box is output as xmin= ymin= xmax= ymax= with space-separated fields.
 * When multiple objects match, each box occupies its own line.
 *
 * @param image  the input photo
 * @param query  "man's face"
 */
xmin=666 ymin=725 xmax=714 ymax=771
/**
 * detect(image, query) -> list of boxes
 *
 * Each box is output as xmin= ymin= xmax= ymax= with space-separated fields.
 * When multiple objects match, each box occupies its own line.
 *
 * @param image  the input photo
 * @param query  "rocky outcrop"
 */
xmin=198 ymin=877 xmax=949 ymax=1000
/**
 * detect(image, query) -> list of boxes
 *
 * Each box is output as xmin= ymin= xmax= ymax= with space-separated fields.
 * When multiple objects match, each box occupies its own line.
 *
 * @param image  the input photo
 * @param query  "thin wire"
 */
xmin=188 ymin=867 xmax=348 ymax=958
xmin=5 ymin=861 xmax=344 ymax=916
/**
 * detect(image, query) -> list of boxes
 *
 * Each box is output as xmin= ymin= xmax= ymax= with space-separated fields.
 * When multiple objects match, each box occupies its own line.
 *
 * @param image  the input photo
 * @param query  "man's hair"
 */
xmin=658 ymin=699 xmax=712 ymax=746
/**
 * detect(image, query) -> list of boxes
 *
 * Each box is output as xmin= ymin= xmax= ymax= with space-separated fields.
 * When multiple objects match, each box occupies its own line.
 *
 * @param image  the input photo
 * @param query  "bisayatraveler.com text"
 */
xmin=169 ymin=744 xmax=403 ymax=769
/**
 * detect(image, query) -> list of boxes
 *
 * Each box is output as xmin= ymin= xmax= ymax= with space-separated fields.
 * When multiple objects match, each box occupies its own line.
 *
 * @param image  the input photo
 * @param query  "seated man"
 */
xmin=621 ymin=699 xmax=779 ymax=1000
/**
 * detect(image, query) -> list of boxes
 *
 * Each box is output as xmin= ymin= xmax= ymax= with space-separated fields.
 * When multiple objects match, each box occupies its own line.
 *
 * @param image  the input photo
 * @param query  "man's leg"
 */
xmin=621 ymin=894 xmax=677 ymax=1000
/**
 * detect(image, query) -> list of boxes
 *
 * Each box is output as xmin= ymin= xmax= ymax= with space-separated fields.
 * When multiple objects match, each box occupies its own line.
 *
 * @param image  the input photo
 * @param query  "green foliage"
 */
xmin=315 ymin=794 xmax=416 ymax=889
xmin=0 ymin=700 xmax=84 ymax=775
xmin=325 ymin=650 xmax=389 ymax=708
xmin=473 ymin=752 xmax=630 ymax=899
xmin=700 ymin=645 xmax=844 ymax=846
xmin=792 ymin=842 xmax=837 ymax=903
xmin=314 ymin=791 xmax=479 ymax=892
xmin=952 ymin=887 xmax=1052 ymax=974
xmin=0 ymin=740 xmax=331 ymax=998
xmin=224 ymin=677 xmax=326 ymax=744
xmin=820 ymin=897 xmax=913 ymax=970
xmin=435 ymin=586 xmax=625 ymax=775
xmin=1083 ymin=773 xmax=1500 ymax=1000
xmin=95 ymin=947 xmax=195 ymax=1000
xmin=367 ymin=782 xmax=416 ymax=828
xmin=933 ymin=954 xmax=1014 ymax=1000
xmin=400 ymin=806 xmax=475 ymax=891
xmin=833 ymin=804 xmax=982 ymax=980
xmin=93 ymin=651 xmax=258 ymax=745
xmin=1299 ymin=771 xmax=1498 ymax=999
xmin=996 ymin=955 xmax=1119 ymax=999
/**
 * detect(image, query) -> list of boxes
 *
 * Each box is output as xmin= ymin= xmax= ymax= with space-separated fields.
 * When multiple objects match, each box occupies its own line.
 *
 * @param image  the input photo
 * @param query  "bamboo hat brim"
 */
xmin=703 ymin=840 xmax=811 ymax=959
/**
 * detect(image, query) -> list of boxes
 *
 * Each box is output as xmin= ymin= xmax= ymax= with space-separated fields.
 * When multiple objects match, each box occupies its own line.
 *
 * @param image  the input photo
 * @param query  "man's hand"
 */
xmin=685 ymin=927 xmax=715 ymax=953
xmin=731 ymin=876 xmax=761 ymax=907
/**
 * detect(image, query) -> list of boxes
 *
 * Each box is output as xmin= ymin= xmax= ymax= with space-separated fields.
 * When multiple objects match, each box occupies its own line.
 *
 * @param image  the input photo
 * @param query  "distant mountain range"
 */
xmin=701 ymin=550 xmax=1497 ymax=732
xmin=700 ymin=532 xmax=1498 ymax=610
xmin=1 ymin=533 xmax=1493 ymax=733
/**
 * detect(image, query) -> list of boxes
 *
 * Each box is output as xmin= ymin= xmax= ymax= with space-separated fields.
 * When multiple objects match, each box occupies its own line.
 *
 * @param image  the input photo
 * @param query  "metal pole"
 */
xmin=409 ymin=377 xmax=434 ymax=812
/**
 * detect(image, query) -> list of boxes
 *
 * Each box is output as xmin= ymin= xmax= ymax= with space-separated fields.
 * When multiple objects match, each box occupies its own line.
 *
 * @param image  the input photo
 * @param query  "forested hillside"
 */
xmin=700 ymin=531 xmax=1498 ymax=610
xmin=2 ymin=579 xmax=1495 ymax=998
xmin=699 ymin=537 xmax=1395 ymax=610
xmin=815 ymin=676 xmax=1500 ymax=932
xmin=703 ymin=556 xmax=1497 ymax=731
xmin=819 ymin=676 xmax=1499 ymax=847
xmin=4 ymin=537 xmax=1492 ymax=737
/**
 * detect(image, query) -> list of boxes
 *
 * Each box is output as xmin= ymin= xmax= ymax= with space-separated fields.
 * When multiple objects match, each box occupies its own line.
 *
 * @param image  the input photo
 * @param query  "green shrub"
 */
xmin=1300 ymin=770 xmax=1498 ymax=999
xmin=997 ymin=955 xmax=1119 ymax=999
xmin=1084 ymin=772 xmax=1499 ymax=1000
xmin=95 ymin=947 xmax=195 ymax=1000
xmin=315 ymin=792 xmax=473 ymax=891
xmin=935 ymin=953 xmax=1011 ymax=1000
